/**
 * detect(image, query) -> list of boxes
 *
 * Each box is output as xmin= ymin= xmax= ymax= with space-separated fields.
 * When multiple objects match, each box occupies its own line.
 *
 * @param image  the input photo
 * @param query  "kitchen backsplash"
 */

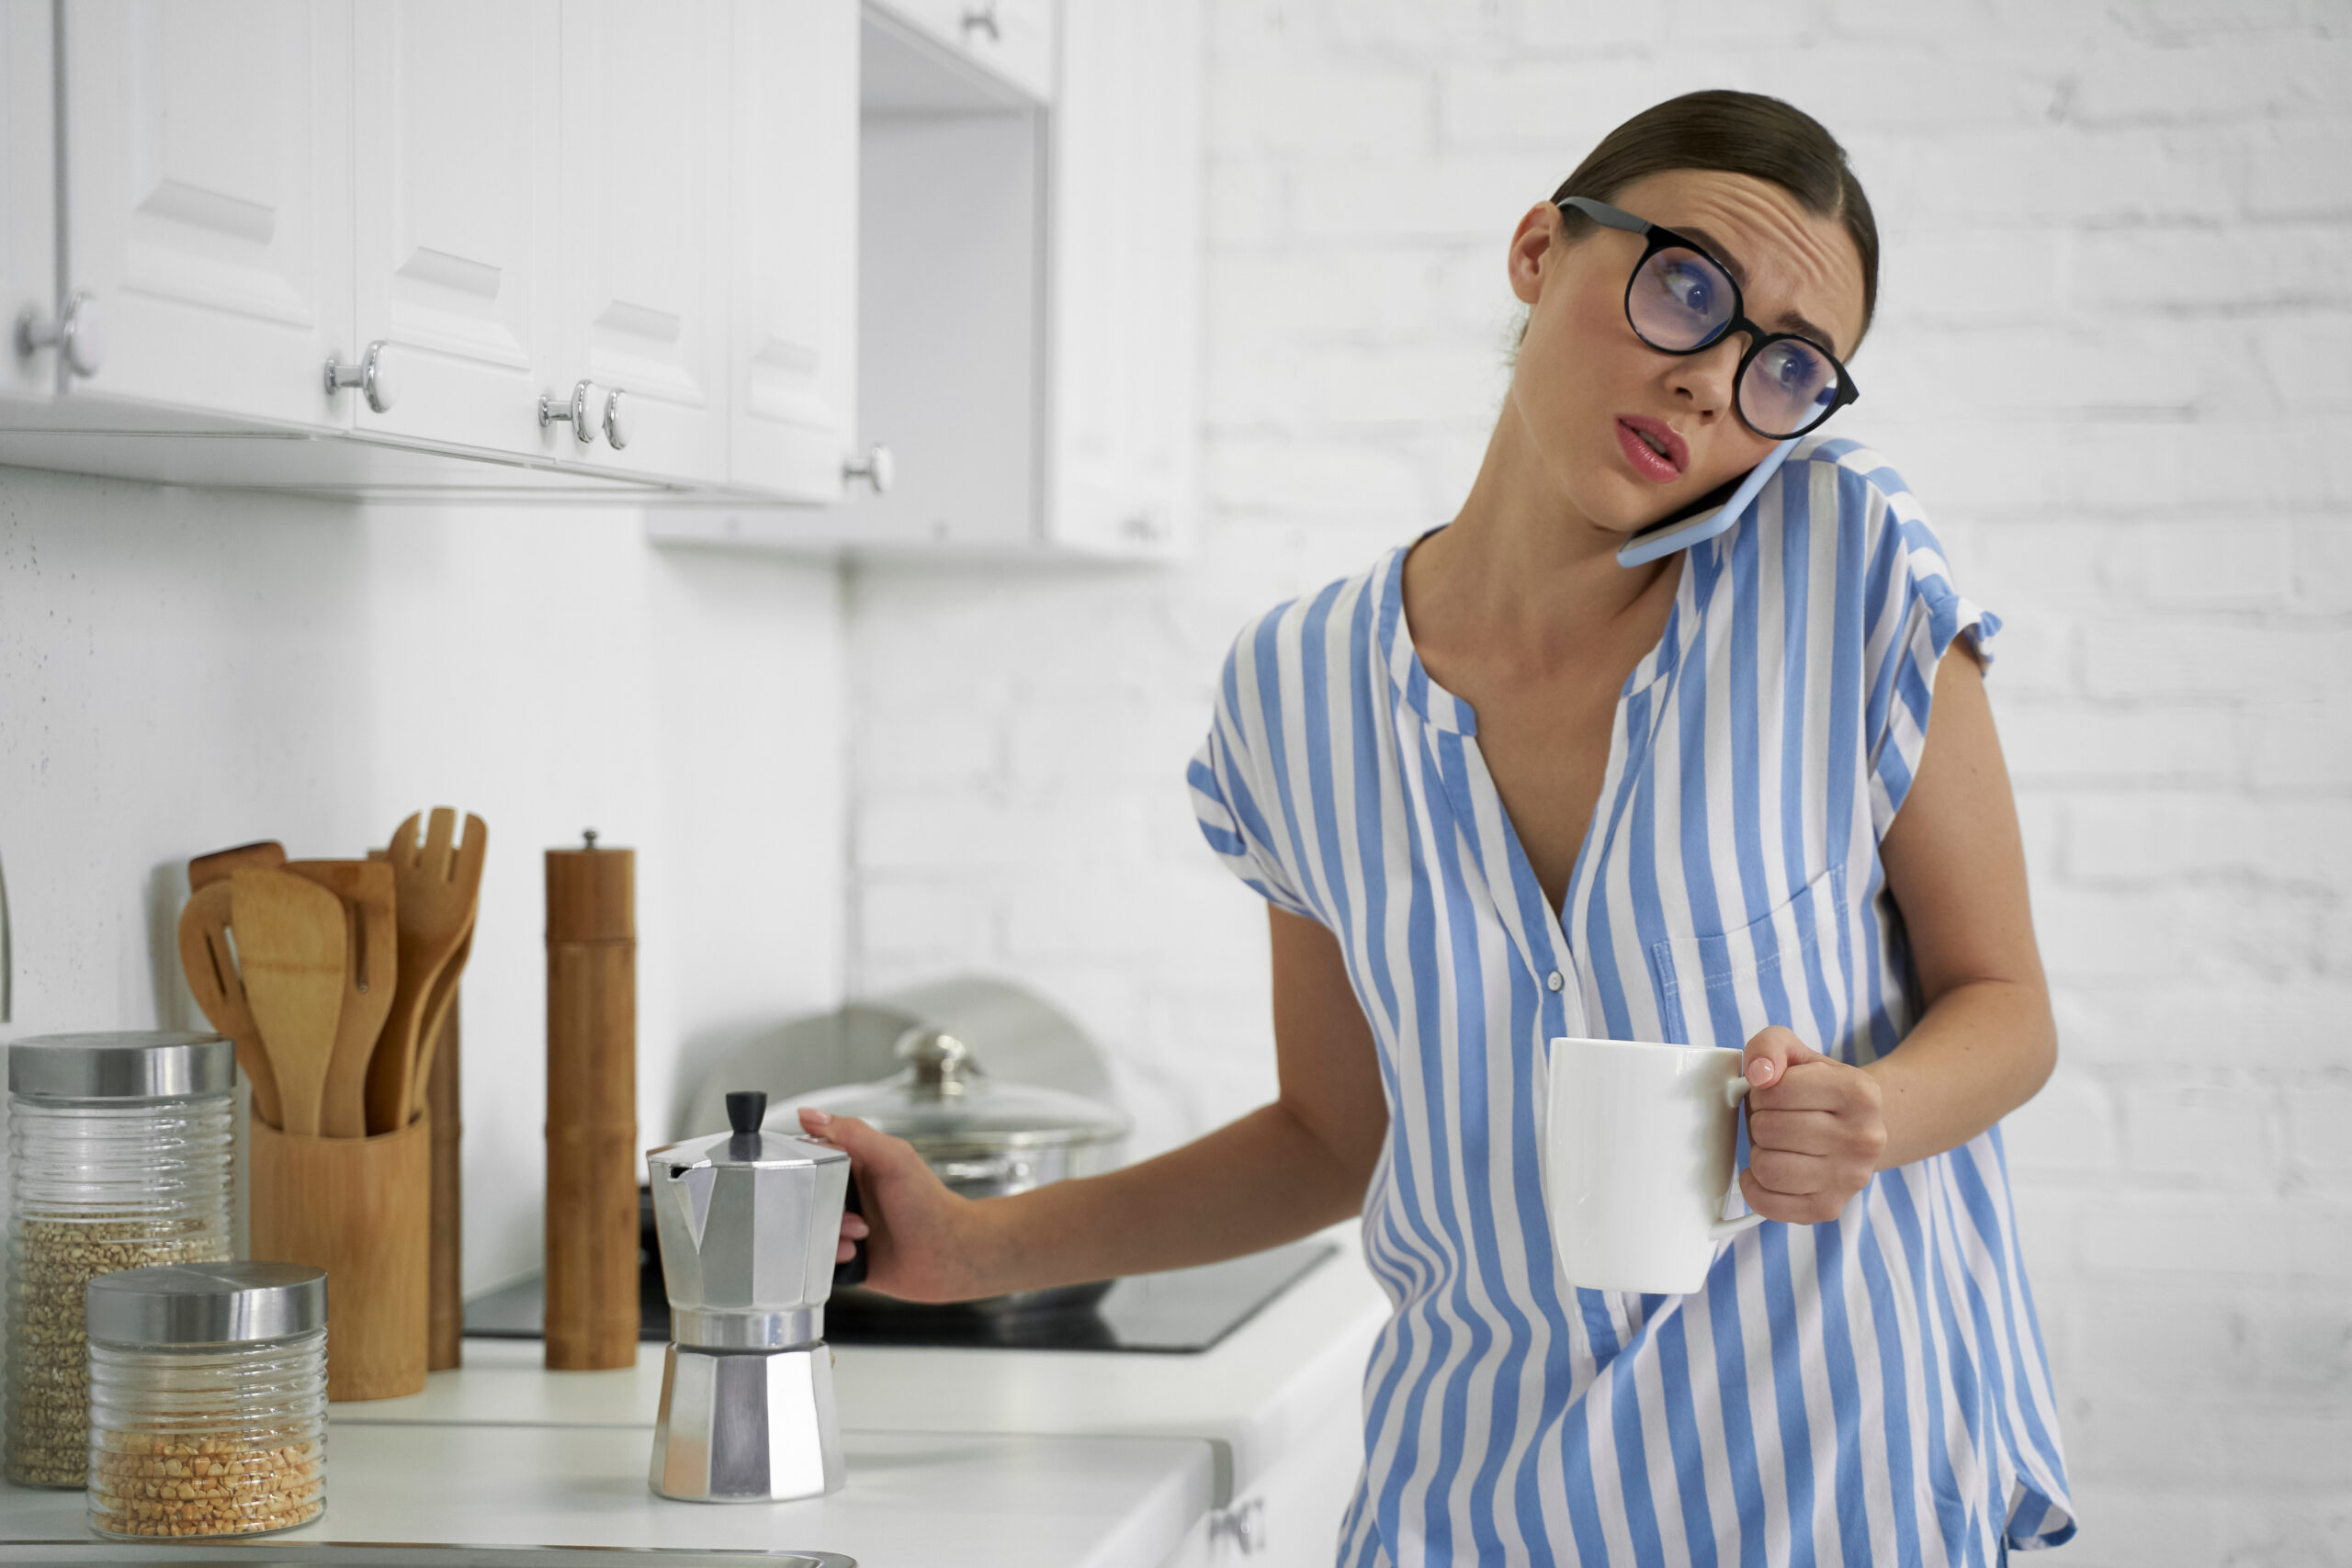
xmin=0 ymin=467 xmax=848 ymax=1296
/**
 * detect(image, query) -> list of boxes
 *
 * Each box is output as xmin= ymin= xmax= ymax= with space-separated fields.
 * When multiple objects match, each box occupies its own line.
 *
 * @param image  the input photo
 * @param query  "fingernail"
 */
xmin=1747 ymin=1060 xmax=1773 ymax=1087
xmin=842 ymin=1214 xmax=870 ymax=1238
xmin=800 ymin=1108 xmax=832 ymax=1127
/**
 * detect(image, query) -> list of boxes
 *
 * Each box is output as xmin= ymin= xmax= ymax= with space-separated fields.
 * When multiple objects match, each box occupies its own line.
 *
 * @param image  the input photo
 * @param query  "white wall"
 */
xmin=847 ymin=1 xmax=2352 ymax=1558
xmin=0 ymin=468 xmax=847 ymax=1294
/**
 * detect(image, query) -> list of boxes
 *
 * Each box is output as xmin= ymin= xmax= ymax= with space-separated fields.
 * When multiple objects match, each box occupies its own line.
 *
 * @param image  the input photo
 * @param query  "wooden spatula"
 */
xmin=232 ymin=868 xmax=348 ymax=1139
xmin=410 ymin=905 xmax=475 ymax=1124
xmin=175 ymin=881 xmax=284 ymax=1129
xmin=369 ymin=809 xmax=488 ymax=1135
xmin=189 ymin=840 xmax=286 ymax=890
xmin=288 ymin=860 xmax=398 ymax=1139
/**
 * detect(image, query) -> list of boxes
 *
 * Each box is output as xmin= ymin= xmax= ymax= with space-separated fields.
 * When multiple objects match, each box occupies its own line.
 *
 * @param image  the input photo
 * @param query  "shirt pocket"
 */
xmin=1648 ymin=862 xmax=1853 ymax=1059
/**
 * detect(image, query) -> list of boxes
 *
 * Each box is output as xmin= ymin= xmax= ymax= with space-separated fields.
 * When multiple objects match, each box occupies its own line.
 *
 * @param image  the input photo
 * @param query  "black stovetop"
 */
xmin=464 ymin=1238 xmax=1336 ymax=1355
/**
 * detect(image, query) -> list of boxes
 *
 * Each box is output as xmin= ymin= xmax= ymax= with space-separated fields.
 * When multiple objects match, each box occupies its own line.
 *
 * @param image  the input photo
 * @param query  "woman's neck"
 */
xmin=1405 ymin=394 xmax=1679 ymax=675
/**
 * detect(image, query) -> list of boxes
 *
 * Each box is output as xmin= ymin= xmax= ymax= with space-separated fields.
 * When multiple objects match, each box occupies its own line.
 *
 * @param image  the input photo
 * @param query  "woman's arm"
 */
xmin=804 ymin=906 xmax=1389 ymax=1300
xmin=1864 ymin=638 xmax=2058 ymax=1161
xmin=1738 ymin=640 xmax=2058 ymax=1221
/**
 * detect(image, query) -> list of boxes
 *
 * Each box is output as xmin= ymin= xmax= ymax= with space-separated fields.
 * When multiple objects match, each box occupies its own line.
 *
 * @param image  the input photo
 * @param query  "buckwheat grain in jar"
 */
xmin=5 ymin=1032 xmax=235 ymax=1487
xmin=85 ymin=1262 xmax=327 ymax=1540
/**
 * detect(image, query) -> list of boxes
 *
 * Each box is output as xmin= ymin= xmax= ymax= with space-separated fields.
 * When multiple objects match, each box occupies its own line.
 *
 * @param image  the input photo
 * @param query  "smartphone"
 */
xmin=1615 ymin=435 xmax=1800 ymax=570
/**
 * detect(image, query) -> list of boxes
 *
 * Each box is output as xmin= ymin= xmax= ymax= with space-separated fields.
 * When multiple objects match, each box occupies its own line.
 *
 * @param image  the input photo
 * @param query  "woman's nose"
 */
xmin=1668 ymin=335 xmax=1746 ymax=420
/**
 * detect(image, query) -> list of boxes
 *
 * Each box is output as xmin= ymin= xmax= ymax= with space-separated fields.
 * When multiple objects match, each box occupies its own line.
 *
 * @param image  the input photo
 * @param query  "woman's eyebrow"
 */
xmin=1677 ymin=223 xmax=1843 ymax=355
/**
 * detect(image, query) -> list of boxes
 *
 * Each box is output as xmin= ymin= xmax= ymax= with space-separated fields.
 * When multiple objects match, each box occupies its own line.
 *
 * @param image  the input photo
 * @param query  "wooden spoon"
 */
xmin=288 ymin=860 xmax=398 ymax=1139
xmin=369 ymin=809 xmax=488 ymax=1134
xmin=231 ymin=868 xmax=348 ymax=1138
xmin=175 ymin=880 xmax=284 ymax=1129
xmin=189 ymin=840 xmax=286 ymax=891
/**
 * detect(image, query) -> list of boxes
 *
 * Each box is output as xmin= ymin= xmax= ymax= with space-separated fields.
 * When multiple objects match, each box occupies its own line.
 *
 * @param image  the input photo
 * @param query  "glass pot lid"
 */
xmin=790 ymin=1030 xmax=1131 ymax=1155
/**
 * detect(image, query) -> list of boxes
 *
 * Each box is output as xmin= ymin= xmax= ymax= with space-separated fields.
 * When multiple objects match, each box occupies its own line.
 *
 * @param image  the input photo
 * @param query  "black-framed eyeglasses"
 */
xmin=1556 ymin=196 xmax=1860 ymax=441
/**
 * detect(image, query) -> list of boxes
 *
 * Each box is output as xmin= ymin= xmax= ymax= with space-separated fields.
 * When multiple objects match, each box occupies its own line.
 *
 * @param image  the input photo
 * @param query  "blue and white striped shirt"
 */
xmin=1189 ymin=436 xmax=2075 ymax=1567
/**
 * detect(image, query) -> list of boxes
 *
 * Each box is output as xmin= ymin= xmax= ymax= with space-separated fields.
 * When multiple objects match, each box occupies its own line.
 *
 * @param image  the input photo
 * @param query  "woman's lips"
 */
xmin=1614 ymin=418 xmax=1681 ymax=484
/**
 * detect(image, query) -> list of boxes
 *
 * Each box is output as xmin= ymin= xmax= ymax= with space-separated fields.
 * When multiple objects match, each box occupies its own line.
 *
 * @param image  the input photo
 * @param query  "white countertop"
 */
xmin=347 ymin=1227 xmax=1389 ymax=1506
xmin=0 ymin=1232 xmax=1390 ymax=1564
xmin=0 ymin=1425 xmax=1210 ymax=1567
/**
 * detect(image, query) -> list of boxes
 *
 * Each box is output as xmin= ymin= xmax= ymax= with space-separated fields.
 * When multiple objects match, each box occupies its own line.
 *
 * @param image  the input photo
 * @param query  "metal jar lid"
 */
xmin=85 ymin=1262 xmax=327 ymax=1347
xmin=6 ymin=1032 xmax=235 ymax=1101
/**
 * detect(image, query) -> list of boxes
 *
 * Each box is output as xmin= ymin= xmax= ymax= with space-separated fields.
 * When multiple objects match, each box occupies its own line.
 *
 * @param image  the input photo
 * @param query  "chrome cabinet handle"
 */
xmin=601 ymin=386 xmax=633 ymax=450
xmin=538 ymin=378 xmax=602 ymax=446
xmin=16 ymin=292 xmax=105 ymax=378
xmin=1210 ymin=1498 xmax=1268 ymax=1556
xmin=324 ymin=340 xmax=400 ymax=413
xmin=960 ymin=4 xmax=1000 ymax=41
xmin=842 ymin=444 xmax=894 ymax=494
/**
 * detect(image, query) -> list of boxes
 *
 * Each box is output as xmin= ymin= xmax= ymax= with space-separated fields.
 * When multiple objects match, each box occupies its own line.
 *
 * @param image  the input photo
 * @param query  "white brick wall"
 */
xmin=848 ymin=2 xmax=2352 ymax=1554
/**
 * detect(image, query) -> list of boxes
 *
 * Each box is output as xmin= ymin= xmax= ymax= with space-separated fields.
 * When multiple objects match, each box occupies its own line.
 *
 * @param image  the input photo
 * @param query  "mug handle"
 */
xmin=1709 ymin=1073 xmax=1768 ymax=1241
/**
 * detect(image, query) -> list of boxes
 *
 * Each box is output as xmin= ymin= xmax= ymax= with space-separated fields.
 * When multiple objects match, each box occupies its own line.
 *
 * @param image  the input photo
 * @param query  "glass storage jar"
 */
xmin=4 ymin=1032 xmax=235 ymax=1486
xmin=85 ymin=1261 xmax=327 ymax=1540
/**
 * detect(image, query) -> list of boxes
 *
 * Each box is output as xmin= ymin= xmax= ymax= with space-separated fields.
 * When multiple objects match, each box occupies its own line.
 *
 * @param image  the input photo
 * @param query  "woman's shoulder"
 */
xmin=1771 ymin=433 xmax=1937 ymax=539
xmin=1719 ymin=433 xmax=1954 ymax=587
xmin=1741 ymin=433 xmax=1993 ymax=670
xmin=1212 ymin=543 xmax=1406 ymax=718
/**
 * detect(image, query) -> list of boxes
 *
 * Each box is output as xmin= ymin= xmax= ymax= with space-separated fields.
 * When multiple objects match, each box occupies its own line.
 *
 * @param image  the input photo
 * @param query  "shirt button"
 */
xmin=1546 ymin=970 xmax=1565 ymax=992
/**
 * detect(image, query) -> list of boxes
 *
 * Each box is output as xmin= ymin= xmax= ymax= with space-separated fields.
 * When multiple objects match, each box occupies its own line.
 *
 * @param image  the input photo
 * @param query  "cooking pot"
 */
xmin=782 ymin=1028 xmax=1132 ymax=1315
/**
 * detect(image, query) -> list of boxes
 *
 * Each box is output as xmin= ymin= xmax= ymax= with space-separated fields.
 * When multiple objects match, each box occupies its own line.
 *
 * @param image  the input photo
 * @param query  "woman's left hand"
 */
xmin=1737 ymin=1026 xmax=1888 ymax=1224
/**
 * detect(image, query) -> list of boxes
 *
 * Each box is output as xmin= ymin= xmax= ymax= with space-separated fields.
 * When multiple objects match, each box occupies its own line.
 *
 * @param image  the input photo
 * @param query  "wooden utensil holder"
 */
xmin=249 ymin=1112 xmax=430 ymax=1402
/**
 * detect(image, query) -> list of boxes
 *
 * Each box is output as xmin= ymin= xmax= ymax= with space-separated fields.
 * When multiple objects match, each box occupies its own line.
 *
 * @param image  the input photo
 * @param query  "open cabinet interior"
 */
xmin=851 ymin=7 xmax=1046 ymax=549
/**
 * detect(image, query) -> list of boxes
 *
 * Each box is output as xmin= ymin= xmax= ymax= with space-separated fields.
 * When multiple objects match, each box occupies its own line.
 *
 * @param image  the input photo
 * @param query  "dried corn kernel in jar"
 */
xmin=5 ymin=1033 xmax=235 ymax=1487
xmin=85 ymin=1262 xmax=326 ymax=1540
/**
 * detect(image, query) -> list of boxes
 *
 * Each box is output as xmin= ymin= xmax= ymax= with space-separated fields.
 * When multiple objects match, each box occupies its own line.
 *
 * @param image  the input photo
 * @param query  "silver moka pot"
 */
xmin=646 ymin=1089 xmax=858 ymax=1503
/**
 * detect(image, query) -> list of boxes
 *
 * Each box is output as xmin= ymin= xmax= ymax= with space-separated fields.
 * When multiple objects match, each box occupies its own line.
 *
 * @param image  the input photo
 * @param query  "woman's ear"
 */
xmin=1507 ymin=202 xmax=1560 ymax=308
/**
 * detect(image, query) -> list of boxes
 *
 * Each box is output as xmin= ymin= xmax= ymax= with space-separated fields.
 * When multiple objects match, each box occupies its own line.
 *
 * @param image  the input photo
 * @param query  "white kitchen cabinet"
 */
xmin=729 ymin=0 xmax=861 ymax=502
xmin=871 ymin=0 xmax=1051 ymax=104
xmin=554 ymin=0 xmax=731 ymax=486
xmin=0 ymin=0 xmax=53 ymax=406
xmin=349 ymin=0 xmax=563 ymax=461
xmin=845 ymin=79 xmax=1043 ymax=548
xmin=1046 ymin=0 xmax=1200 ymax=556
xmin=698 ymin=0 xmax=1199 ymax=559
xmin=58 ymin=0 xmax=353 ymax=429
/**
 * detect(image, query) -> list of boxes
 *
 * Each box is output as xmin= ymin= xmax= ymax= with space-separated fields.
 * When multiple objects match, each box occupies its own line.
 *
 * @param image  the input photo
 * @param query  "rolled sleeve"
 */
xmin=1863 ymin=485 xmax=2000 ymax=838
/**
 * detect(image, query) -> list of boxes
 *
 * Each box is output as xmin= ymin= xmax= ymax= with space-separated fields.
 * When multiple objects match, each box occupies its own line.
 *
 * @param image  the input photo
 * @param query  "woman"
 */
xmin=802 ymin=90 xmax=2077 ymax=1566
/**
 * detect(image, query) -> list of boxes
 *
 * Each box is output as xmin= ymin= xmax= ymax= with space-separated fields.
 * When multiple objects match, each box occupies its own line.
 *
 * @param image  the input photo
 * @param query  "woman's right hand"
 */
xmin=797 ymin=1107 xmax=997 ymax=1303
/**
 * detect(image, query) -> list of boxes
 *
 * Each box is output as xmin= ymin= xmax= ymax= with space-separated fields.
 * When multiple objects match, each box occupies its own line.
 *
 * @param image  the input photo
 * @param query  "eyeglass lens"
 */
xmin=1628 ymin=246 xmax=1839 ymax=438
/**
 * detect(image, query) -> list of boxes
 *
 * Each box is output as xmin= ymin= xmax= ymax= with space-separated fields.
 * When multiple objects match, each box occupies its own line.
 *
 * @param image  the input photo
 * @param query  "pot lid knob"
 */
xmin=898 ymin=1029 xmax=974 ymax=1091
xmin=725 ymin=1089 xmax=767 ymax=1159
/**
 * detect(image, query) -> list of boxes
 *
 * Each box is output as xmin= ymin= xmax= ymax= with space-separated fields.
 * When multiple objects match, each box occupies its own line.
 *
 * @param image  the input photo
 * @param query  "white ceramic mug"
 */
xmin=1544 ymin=1036 xmax=1765 ymax=1295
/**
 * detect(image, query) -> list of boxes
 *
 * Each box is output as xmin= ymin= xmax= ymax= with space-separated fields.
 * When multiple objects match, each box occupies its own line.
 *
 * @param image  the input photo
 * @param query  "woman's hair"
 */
xmin=1515 ymin=89 xmax=1879 ymax=359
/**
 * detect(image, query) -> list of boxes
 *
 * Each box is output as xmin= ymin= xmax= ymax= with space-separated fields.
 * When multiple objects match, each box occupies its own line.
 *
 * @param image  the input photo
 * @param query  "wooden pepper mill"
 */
xmin=544 ymin=829 xmax=639 ymax=1369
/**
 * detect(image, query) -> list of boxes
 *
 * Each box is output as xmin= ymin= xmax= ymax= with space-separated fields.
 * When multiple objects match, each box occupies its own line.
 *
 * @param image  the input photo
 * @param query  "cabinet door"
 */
xmin=351 ymin=1 xmax=561 ymax=458
xmin=0 ymin=0 xmax=53 ymax=402
xmin=1047 ymin=0 xmax=1199 ymax=554
xmin=61 ymin=0 xmax=353 ymax=428
xmin=870 ymin=0 xmax=1051 ymax=104
xmin=729 ymin=0 xmax=857 ymax=502
xmin=854 ymin=106 xmax=1041 ymax=547
xmin=556 ymin=0 xmax=729 ymax=485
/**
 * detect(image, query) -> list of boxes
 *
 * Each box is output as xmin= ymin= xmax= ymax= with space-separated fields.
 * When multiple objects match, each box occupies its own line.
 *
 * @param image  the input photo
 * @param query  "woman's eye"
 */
xmin=1662 ymin=263 xmax=1713 ymax=315
xmin=1762 ymin=344 xmax=1818 ymax=389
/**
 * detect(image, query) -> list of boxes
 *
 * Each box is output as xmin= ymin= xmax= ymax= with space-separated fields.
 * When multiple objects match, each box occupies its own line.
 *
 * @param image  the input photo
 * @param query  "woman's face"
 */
xmin=1505 ymin=168 xmax=1868 ymax=542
